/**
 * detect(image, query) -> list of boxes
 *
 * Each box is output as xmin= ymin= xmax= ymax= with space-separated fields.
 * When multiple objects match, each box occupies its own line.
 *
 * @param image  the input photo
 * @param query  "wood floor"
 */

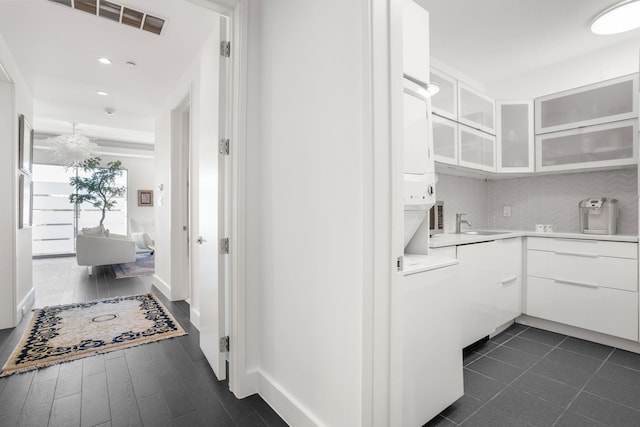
xmin=0 ymin=257 xmax=287 ymax=427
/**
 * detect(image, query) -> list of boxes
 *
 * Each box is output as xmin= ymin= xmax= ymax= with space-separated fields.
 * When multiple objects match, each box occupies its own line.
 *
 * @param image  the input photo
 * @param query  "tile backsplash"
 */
xmin=435 ymin=173 xmax=488 ymax=233
xmin=435 ymin=168 xmax=638 ymax=235
xmin=487 ymin=169 xmax=638 ymax=235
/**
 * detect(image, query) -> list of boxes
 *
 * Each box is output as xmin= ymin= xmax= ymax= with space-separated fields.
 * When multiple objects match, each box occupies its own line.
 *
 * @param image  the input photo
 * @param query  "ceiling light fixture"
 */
xmin=105 ymin=108 xmax=115 ymax=115
xmin=591 ymin=0 xmax=640 ymax=34
xmin=126 ymin=61 xmax=137 ymax=67
xmin=96 ymin=91 xmax=108 ymax=96
xmin=45 ymin=123 xmax=98 ymax=168
xmin=98 ymin=57 xmax=112 ymax=65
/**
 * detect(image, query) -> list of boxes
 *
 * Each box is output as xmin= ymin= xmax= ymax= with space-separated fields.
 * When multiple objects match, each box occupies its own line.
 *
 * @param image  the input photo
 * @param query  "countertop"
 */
xmin=429 ymin=230 xmax=639 ymax=248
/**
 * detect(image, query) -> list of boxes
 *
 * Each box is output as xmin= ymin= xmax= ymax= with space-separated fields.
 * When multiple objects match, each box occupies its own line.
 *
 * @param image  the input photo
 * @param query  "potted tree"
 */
xmin=69 ymin=156 xmax=126 ymax=227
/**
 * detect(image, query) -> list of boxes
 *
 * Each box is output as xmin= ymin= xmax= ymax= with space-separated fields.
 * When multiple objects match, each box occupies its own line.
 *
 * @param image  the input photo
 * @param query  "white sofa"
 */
xmin=76 ymin=227 xmax=136 ymax=275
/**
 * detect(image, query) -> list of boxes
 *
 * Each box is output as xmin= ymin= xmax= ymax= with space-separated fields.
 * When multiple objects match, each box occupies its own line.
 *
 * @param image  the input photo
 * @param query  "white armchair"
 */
xmin=129 ymin=218 xmax=155 ymax=254
xmin=76 ymin=228 xmax=136 ymax=275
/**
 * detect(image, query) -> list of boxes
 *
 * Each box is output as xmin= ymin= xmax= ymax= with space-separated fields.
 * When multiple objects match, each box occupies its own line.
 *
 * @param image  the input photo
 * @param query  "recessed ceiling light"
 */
xmin=126 ymin=61 xmax=137 ymax=67
xmin=105 ymin=108 xmax=115 ymax=115
xmin=592 ymin=0 xmax=640 ymax=34
xmin=98 ymin=57 xmax=112 ymax=65
xmin=96 ymin=91 xmax=108 ymax=96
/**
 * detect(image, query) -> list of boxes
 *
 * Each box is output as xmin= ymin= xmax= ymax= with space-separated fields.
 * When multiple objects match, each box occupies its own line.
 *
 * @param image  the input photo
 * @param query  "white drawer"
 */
xmin=527 ymin=237 xmax=637 ymax=259
xmin=526 ymin=276 xmax=638 ymax=341
xmin=528 ymin=249 xmax=637 ymax=292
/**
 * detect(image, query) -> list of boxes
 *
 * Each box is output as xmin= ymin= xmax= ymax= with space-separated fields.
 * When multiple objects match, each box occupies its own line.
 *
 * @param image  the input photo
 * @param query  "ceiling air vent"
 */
xmin=48 ymin=0 xmax=166 ymax=36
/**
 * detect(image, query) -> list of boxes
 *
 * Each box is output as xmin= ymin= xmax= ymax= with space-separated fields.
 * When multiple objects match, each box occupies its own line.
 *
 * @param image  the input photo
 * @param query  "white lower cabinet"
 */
xmin=393 ymin=263 xmax=463 ymax=426
xmin=527 ymin=277 xmax=638 ymax=341
xmin=526 ymin=237 xmax=639 ymax=341
xmin=457 ymin=241 xmax=497 ymax=347
xmin=494 ymin=238 xmax=522 ymax=329
xmin=457 ymin=237 xmax=522 ymax=348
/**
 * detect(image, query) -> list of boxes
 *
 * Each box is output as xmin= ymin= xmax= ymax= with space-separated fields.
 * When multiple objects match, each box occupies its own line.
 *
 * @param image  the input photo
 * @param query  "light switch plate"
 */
xmin=503 ymin=205 xmax=511 ymax=217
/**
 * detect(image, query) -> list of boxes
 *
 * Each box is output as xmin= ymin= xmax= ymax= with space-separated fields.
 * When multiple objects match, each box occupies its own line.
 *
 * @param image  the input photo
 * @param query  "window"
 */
xmin=32 ymin=163 xmax=128 ymax=256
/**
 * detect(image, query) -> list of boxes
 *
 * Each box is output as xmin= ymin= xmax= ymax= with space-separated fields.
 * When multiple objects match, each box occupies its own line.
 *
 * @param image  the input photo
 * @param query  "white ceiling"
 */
xmin=0 ymin=1 xmax=638 ymax=145
xmin=419 ymin=0 xmax=640 ymax=86
xmin=0 ymin=0 xmax=219 ymax=143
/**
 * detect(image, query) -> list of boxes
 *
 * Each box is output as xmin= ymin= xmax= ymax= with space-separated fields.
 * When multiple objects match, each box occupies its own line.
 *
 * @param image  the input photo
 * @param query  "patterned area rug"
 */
xmin=113 ymin=253 xmax=154 ymax=279
xmin=0 ymin=293 xmax=186 ymax=377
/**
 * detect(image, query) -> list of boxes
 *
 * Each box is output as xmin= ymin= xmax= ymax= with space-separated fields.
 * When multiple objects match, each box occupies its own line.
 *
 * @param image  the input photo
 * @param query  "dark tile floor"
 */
xmin=0 ymin=259 xmax=288 ymax=427
xmin=427 ymin=323 xmax=640 ymax=427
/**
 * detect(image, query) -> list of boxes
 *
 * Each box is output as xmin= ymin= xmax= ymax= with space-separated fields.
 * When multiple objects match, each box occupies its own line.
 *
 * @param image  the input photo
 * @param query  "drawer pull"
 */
xmin=501 ymin=275 xmax=518 ymax=285
xmin=554 ymin=279 xmax=599 ymax=289
xmin=554 ymin=250 xmax=599 ymax=258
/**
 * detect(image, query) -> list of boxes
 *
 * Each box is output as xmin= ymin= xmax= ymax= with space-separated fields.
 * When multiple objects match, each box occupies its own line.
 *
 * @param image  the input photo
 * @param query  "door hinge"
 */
xmin=219 ymin=138 xmax=230 ymax=155
xmin=219 ymin=335 xmax=230 ymax=352
xmin=220 ymin=41 xmax=231 ymax=58
xmin=396 ymin=256 xmax=404 ymax=272
xmin=219 ymin=237 xmax=229 ymax=254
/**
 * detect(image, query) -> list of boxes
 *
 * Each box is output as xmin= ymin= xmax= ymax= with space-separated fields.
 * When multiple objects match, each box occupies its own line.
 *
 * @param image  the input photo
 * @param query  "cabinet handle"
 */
xmin=501 ymin=275 xmax=518 ymax=285
xmin=554 ymin=250 xmax=599 ymax=258
xmin=554 ymin=279 xmax=599 ymax=289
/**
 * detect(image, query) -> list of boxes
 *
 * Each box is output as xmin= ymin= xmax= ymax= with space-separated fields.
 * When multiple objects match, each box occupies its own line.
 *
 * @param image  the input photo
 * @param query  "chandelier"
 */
xmin=45 ymin=124 xmax=98 ymax=168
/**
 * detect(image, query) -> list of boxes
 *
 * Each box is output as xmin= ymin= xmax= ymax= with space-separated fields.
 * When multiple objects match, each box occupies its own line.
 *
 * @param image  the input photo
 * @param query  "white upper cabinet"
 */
xmin=432 ymin=115 xmax=458 ymax=166
xmin=402 ymin=0 xmax=429 ymax=84
xmin=536 ymin=119 xmax=638 ymax=172
xmin=459 ymin=125 xmax=495 ymax=172
xmin=535 ymin=74 xmax=638 ymax=134
xmin=430 ymin=68 xmax=457 ymax=120
xmin=458 ymin=82 xmax=495 ymax=135
xmin=497 ymin=100 xmax=534 ymax=173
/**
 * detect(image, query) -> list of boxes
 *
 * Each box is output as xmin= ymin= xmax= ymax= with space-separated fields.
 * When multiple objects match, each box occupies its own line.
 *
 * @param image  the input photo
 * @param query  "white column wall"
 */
xmin=0 ymin=33 xmax=33 ymax=329
xmin=245 ymin=0 xmax=366 ymax=425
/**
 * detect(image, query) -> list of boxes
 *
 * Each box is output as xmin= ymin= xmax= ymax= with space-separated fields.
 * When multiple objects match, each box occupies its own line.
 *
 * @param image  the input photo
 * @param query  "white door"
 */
xmin=198 ymin=16 xmax=229 ymax=381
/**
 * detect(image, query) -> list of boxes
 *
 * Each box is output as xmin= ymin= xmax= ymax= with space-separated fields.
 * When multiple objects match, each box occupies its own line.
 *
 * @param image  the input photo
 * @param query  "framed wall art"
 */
xmin=18 ymin=114 xmax=33 ymax=174
xmin=19 ymin=173 xmax=32 ymax=229
xmin=138 ymin=189 xmax=153 ymax=206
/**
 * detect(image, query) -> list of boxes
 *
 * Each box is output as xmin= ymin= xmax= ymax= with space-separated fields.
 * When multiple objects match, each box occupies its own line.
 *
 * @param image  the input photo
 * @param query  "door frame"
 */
xmin=170 ymin=91 xmax=192 ymax=302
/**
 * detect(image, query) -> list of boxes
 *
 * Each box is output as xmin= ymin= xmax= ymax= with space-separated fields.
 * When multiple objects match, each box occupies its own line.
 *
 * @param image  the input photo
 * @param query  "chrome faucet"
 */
xmin=456 ymin=213 xmax=472 ymax=233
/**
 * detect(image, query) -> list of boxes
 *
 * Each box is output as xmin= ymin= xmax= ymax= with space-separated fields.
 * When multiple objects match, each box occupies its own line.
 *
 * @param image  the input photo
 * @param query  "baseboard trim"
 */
xmin=232 ymin=370 xmax=259 ymax=399
xmin=257 ymin=371 xmax=323 ymax=427
xmin=190 ymin=308 xmax=201 ymax=330
xmin=152 ymin=274 xmax=171 ymax=301
xmin=517 ymin=314 xmax=640 ymax=354
xmin=17 ymin=287 xmax=36 ymax=324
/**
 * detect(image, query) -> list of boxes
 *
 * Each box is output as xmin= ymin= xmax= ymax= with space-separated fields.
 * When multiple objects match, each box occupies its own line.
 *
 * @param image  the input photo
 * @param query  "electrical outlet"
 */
xmin=503 ymin=205 xmax=512 ymax=217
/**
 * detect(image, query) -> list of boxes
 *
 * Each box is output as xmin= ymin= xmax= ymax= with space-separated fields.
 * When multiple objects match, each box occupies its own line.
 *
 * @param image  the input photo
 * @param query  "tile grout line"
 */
xmin=549 ymin=347 xmax=615 ymax=427
xmin=457 ymin=329 xmax=569 ymax=426
xmin=443 ymin=327 xmax=532 ymax=425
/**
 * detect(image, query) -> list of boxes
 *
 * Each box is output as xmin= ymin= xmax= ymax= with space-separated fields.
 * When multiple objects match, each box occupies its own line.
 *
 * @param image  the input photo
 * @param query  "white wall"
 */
xmin=488 ymin=37 xmax=640 ymax=99
xmin=154 ymin=18 xmax=219 ymax=316
xmin=155 ymin=51 xmax=196 ymax=301
xmin=0 ymin=33 xmax=33 ymax=329
xmin=244 ymin=0 xmax=365 ymax=425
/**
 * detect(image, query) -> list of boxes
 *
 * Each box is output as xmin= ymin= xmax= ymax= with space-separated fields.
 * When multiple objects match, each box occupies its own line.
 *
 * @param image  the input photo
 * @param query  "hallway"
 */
xmin=0 ymin=258 xmax=287 ymax=426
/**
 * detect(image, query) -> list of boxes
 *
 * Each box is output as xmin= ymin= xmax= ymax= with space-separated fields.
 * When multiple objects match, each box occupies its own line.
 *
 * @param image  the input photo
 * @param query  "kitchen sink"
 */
xmin=459 ymin=230 xmax=508 ymax=236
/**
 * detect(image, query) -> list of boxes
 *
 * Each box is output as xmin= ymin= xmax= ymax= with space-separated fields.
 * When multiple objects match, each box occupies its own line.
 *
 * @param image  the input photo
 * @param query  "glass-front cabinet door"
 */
xmin=535 ymin=74 xmax=638 ymax=134
xmin=497 ymin=100 xmax=534 ymax=173
xmin=458 ymin=82 xmax=495 ymax=135
xmin=432 ymin=114 xmax=458 ymax=166
xmin=536 ymin=119 xmax=637 ymax=172
xmin=430 ymin=68 xmax=457 ymax=121
xmin=458 ymin=124 xmax=496 ymax=172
